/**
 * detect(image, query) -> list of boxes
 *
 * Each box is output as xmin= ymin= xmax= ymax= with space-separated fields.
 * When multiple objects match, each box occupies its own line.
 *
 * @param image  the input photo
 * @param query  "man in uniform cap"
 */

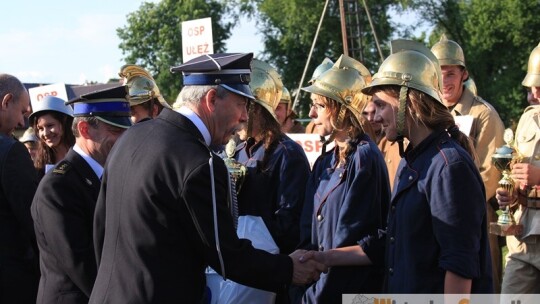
xmin=31 ymin=86 xmax=131 ymax=304
xmin=90 ymin=53 xmax=326 ymax=304
xmin=431 ymin=34 xmax=506 ymax=292
xmin=0 ymin=73 xmax=40 ymax=304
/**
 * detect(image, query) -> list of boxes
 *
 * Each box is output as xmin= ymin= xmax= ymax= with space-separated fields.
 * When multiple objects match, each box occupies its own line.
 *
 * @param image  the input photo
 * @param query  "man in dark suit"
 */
xmin=31 ymin=86 xmax=131 ymax=304
xmin=90 ymin=53 xmax=326 ymax=304
xmin=0 ymin=73 xmax=40 ymax=304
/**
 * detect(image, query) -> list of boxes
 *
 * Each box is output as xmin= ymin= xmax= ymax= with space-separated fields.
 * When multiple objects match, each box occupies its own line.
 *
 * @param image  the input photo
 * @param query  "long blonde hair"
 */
xmin=320 ymin=95 xmax=368 ymax=167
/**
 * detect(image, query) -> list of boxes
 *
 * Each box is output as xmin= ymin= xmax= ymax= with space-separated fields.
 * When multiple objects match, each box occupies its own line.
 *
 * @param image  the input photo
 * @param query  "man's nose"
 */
xmin=240 ymin=106 xmax=248 ymax=123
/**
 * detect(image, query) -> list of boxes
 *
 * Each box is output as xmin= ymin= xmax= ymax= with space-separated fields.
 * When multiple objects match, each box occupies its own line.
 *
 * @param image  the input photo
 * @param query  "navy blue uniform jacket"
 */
xmin=385 ymin=130 xmax=493 ymax=293
xmin=235 ymin=134 xmax=310 ymax=254
xmin=303 ymin=134 xmax=391 ymax=303
xmin=31 ymin=149 xmax=101 ymax=303
xmin=90 ymin=108 xmax=293 ymax=304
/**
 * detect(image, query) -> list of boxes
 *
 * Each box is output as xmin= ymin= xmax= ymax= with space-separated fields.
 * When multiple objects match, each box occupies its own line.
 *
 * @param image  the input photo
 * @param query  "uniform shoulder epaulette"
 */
xmin=523 ymin=104 xmax=540 ymax=114
xmin=52 ymin=160 xmax=72 ymax=175
xmin=472 ymin=95 xmax=499 ymax=112
xmin=473 ymin=95 xmax=489 ymax=106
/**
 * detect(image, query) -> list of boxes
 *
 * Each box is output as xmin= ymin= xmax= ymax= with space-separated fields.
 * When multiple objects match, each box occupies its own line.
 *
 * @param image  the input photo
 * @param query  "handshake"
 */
xmin=288 ymin=245 xmax=372 ymax=285
xmin=289 ymin=249 xmax=328 ymax=285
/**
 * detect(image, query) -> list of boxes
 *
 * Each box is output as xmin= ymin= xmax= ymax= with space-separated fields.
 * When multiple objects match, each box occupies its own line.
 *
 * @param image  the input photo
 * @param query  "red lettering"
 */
xmin=187 ymin=26 xmax=205 ymax=36
xmin=315 ymin=140 xmax=323 ymax=152
xmin=186 ymin=44 xmax=210 ymax=56
xmin=304 ymin=140 xmax=314 ymax=153
xmin=36 ymin=91 xmax=58 ymax=101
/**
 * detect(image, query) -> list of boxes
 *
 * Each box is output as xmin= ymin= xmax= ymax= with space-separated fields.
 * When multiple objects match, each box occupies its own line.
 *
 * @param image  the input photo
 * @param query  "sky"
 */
xmin=2 ymin=0 xmax=264 ymax=85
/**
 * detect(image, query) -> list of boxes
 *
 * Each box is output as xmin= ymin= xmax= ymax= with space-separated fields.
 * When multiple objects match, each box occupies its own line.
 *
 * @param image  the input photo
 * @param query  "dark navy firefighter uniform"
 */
xmin=303 ymin=134 xmax=391 ymax=303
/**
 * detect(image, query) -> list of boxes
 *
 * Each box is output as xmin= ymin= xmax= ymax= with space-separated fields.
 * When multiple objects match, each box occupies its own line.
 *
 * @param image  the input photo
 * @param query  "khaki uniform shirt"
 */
xmin=513 ymin=105 xmax=540 ymax=241
xmin=378 ymin=137 xmax=405 ymax=192
xmin=451 ymin=88 xmax=505 ymax=200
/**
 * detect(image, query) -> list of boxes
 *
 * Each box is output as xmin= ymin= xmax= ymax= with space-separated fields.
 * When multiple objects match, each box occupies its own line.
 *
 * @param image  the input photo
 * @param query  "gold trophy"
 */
xmin=489 ymin=129 xmax=523 ymax=236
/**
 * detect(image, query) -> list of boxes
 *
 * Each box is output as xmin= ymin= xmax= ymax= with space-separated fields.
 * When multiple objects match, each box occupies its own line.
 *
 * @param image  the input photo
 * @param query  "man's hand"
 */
xmin=495 ymin=187 xmax=515 ymax=208
xmin=511 ymin=163 xmax=540 ymax=188
xmin=289 ymin=249 xmax=328 ymax=285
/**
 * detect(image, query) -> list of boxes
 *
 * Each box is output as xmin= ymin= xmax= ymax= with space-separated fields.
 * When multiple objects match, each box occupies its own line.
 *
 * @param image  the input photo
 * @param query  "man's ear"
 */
xmin=77 ymin=120 xmax=92 ymax=139
xmin=152 ymin=104 xmax=160 ymax=117
xmin=1 ymin=93 xmax=13 ymax=110
xmin=203 ymin=88 xmax=218 ymax=113
xmin=462 ymin=69 xmax=469 ymax=82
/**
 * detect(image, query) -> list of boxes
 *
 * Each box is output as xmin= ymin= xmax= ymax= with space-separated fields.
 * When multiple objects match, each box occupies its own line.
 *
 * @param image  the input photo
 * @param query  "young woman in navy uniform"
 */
xmin=234 ymin=59 xmax=310 ymax=256
xmin=299 ymin=55 xmax=391 ymax=303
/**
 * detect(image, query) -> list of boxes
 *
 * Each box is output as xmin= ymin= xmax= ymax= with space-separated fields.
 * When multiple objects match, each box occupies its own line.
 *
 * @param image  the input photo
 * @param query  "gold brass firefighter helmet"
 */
xmin=249 ymin=59 xmax=283 ymax=120
xmin=280 ymin=86 xmax=291 ymax=105
xmin=309 ymin=57 xmax=334 ymax=84
xmin=302 ymin=55 xmax=368 ymax=120
xmin=522 ymin=42 xmax=540 ymax=87
xmin=362 ymin=39 xmax=443 ymax=104
xmin=431 ymin=33 xmax=466 ymax=68
xmin=334 ymin=54 xmax=372 ymax=84
xmin=464 ymin=77 xmax=478 ymax=96
xmin=119 ymin=64 xmax=171 ymax=109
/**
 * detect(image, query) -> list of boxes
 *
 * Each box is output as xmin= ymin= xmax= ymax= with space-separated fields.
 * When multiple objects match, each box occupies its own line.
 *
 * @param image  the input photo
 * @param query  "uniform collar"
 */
xmin=404 ymin=129 xmax=448 ymax=163
xmin=73 ymin=144 xmax=103 ymax=179
xmin=176 ymin=106 xmax=211 ymax=146
xmin=451 ymin=86 xmax=475 ymax=116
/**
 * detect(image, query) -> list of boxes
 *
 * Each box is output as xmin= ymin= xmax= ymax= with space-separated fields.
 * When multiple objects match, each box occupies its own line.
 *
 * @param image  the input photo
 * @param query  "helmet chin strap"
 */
xmin=396 ymin=85 xmax=408 ymax=157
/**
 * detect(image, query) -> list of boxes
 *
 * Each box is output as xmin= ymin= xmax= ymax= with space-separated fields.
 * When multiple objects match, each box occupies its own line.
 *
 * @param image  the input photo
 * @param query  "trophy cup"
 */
xmin=489 ymin=129 xmax=523 ymax=236
xmin=223 ymin=138 xmax=247 ymax=229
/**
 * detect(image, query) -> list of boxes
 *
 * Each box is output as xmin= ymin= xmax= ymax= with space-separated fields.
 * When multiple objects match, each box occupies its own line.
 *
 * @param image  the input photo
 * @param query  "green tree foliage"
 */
xmin=399 ymin=0 xmax=540 ymax=126
xmin=117 ymin=0 xmax=233 ymax=102
xmin=225 ymin=0 xmax=395 ymax=117
xmin=118 ymin=0 xmax=538 ymax=125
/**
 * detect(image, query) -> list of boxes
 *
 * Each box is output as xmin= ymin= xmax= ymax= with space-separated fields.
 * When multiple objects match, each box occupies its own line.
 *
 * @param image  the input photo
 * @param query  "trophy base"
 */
xmin=489 ymin=222 xmax=523 ymax=236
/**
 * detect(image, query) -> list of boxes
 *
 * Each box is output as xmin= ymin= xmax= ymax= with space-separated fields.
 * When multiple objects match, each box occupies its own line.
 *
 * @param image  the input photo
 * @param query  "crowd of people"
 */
xmin=0 ymin=36 xmax=539 ymax=304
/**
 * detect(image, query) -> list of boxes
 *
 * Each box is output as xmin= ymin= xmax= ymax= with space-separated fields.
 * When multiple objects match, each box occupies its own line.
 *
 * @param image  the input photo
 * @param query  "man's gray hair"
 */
xmin=176 ymin=85 xmax=229 ymax=108
xmin=0 ymin=73 xmax=26 ymax=103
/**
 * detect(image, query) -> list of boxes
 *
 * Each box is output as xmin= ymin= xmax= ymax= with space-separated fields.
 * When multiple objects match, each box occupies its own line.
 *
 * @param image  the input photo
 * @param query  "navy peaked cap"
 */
xmin=170 ymin=53 xmax=255 ymax=99
xmin=66 ymin=85 xmax=132 ymax=128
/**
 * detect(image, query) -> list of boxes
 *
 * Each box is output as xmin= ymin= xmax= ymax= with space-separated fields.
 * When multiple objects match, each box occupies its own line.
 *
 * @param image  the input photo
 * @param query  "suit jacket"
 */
xmin=90 ymin=108 xmax=292 ymax=304
xmin=31 ymin=148 xmax=101 ymax=304
xmin=0 ymin=135 xmax=40 ymax=303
